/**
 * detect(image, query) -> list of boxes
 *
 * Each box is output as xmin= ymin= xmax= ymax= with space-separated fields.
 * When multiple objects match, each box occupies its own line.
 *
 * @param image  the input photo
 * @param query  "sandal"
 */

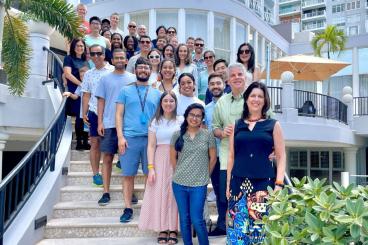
xmin=168 ymin=231 xmax=178 ymax=244
xmin=157 ymin=231 xmax=168 ymax=244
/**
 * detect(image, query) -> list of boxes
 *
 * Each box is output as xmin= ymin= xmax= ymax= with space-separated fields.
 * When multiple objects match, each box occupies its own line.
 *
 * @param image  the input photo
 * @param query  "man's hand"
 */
xmin=222 ymin=124 xmax=234 ymax=138
xmin=97 ymin=123 xmax=104 ymax=136
xmin=83 ymin=114 xmax=90 ymax=126
xmin=118 ymin=136 xmax=128 ymax=155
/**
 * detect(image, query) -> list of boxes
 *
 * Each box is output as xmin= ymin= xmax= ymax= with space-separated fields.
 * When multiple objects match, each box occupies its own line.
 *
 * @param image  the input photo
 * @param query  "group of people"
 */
xmin=62 ymin=3 xmax=286 ymax=245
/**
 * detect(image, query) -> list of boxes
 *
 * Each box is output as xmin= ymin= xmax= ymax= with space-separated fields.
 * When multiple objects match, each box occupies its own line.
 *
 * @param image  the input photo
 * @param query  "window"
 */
xmin=157 ymin=10 xmax=178 ymax=32
xmin=214 ymin=15 xmax=230 ymax=61
xmin=347 ymin=2 xmax=351 ymax=10
xmin=332 ymin=4 xmax=345 ymax=13
xmin=185 ymin=11 xmax=207 ymax=44
xmin=130 ymin=11 xmax=149 ymax=34
xmin=236 ymin=22 xmax=247 ymax=49
xmin=348 ymin=25 xmax=359 ymax=36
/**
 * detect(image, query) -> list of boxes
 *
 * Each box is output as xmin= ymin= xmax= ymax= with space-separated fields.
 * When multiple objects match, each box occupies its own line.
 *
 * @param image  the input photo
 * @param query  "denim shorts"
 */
xmin=87 ymin=111 xmax=98 ymax=137
xmin=120 ymin=136 xmax=148 ymax=176
xmin=100 ymin=128 xmax=118 ymax=154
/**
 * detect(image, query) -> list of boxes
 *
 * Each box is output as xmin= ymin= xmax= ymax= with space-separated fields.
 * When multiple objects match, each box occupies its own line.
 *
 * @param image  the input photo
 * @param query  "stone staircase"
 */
xmin=37 ymin=149 xmax=226 ymax=245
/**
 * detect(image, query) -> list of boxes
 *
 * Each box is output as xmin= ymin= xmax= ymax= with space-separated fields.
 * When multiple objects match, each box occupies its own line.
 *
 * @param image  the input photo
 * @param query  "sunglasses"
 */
xmin=167 ymin=31 xmax=176 ymax=34
xmin=195 ymin=43 xmax=204 ymax=47
xmin=239 ymin=49 xmax=251 ymax=55
xmin=149 ymin=55 xmax=160 ymax=59
xmin=90 ymin=52 xmax=103 ymax=57
xmin=128 ymin=25 xmax=136 ymax=28
xmin=140 ymin=40 xmax=151 ymax=44
xmin=204 ymin=55 xmax=214 ymax=60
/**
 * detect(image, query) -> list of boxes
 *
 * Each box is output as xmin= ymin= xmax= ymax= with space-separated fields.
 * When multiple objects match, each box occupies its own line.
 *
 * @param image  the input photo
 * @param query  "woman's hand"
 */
xmin=226 ymin=185 xmax=231 ymax=200
xmin=274 ymin=185 xmax=283 ymax=192
xmin=147 ymin=169 xmax=156 ymax=184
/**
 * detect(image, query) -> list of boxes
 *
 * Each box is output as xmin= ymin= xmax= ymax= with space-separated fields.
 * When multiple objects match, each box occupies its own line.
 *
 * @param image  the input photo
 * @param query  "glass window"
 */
xmin=185 ymin=10 xmax=207 ymax=44
xmin=130 ymin=11 xmax=149 ymax=34
xmin=333 ymin=152 xmax=343 ymax=169
xmin=300 ymin=151 xmax=308 ymax=167
xmin=214 ymin=14 xmax=230 ymax=61
xmin=358 ymin=48 xmax=368 ymax=75
xmin=257 ymin=35 xmax=263 ymax=68
xmin=359 ymin=74 xmax=368 ymax=96
xmin=156 ymin=10 xmax=178 ymax=32
xmin=311 ymin=151 xmax=319 ymax=168
xmin=290 ymin=152 xmax=299 ymax=167
xmin=236 ymin=22 xmax=247 ymax=49
xmin=320 ymin=151 xmax=329 ymax=168
xmin=323 ymin=75 xmax=352 ymax=99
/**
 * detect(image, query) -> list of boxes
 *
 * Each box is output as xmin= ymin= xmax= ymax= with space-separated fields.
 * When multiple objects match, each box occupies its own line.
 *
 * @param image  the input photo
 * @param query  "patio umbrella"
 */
xmin=261 ymin=54 xmax=350 ymax=81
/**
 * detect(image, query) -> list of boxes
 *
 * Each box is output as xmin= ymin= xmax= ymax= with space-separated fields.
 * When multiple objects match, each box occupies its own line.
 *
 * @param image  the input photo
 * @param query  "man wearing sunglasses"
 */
xmin=126 ymin=35 xmax=152 ymax=74
xmin=81 ymin=44 xmax=114 ymax=187
xmin=127 ymin=21 xmax=138 ymax=37
xmin=192 ymin=38 xmax=207 ymax=75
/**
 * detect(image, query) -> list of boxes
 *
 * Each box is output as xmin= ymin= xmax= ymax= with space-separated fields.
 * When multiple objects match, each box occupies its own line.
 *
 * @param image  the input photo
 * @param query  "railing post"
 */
xmin=341 ymin=172 xmax=349 ymax=187
xmin=342 ymin=86 xmax=353 ymax=127
xmin=280 ymin=71 xmax=298 ymax=121
xmin=0 ymin=189 xmax=5 ymax=245
xmin=50 ymin=127 xmax=56 ymax=172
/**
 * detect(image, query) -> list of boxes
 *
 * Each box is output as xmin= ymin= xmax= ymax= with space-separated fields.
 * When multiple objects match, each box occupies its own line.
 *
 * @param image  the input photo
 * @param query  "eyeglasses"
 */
xmin=204 ymin=55 xmax=214 ymax=60
xmin=128 ymin=25 xmax=136 ymax=28
xmin=90 ymin=52 xmax=103 ymax=57
xmin=195 ymin=43 xmax=204 ymax=47
xmin=140 ymin=40 xmax=151 ymax=44
xmin=113 ymin=56 xmax=126 ymax=60
xmin=149 ymin=55 xmax=160 ymax=59
xmin=239 ymin=49 xmax=251 ymax=55
xmin=136 ymin=65 xmax=150 ymax=70
xmin=188 ymin=113 xmax=203 ymax=120
xmin=167 ymin=31 xmax=176 ymax=34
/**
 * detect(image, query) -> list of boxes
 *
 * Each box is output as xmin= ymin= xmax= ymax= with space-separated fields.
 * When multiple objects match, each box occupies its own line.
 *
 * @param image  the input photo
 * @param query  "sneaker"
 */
xmin=98 ymin=193 xmax=110 ymax=206
xmin=116 ymin=160 xmax=121 ymax=170
xmin=207 ymin=190 xmax=216 ymax=202
xmin=93 ymin=173 xmax=103 ymax=186
xmin=208 ymin=227 xmax=226 ymax=237
xmin=132 ymin=193 xmax=138 ymax=205
xmin=120 ymin=208 xmax=133 ymax=223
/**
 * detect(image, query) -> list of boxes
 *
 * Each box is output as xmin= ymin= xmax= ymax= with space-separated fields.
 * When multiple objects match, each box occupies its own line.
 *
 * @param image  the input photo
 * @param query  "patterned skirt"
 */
xmin=227 ymin=176 xmax=274 ymax=245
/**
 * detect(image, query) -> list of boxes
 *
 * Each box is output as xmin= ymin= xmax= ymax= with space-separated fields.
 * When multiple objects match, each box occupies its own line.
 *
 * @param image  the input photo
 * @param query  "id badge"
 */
xmin=140 ymin=113 xmax=147 ymax=124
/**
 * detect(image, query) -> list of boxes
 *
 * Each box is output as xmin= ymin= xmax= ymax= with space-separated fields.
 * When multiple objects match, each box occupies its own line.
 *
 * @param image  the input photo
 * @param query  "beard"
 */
xmin=136 ymin=74 xmax=150 ymax=82
xmin=211 ymin=90 xmax=224 ymax=98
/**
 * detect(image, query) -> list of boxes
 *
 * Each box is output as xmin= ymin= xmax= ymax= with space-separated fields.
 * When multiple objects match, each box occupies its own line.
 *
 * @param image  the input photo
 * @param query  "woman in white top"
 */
xmin=236 ymin=43 xmax=261 ymax=84
xmin=139 ymin=91 xmax=183 ymax=244
xmin=175 ymin=44 xmax=199 ymax=94
xmin=147 ymin=49 xmax=162 ymax=85
xmin=153 ymin=59 xmax=178 ymax=93
xmin=176 ymin=73 xmax=204 ymax=116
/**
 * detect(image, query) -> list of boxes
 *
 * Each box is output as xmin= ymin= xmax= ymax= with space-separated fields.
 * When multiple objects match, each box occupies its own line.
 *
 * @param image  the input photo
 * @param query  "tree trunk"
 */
xmin=0 ymin=1 xmax=5 ymax=67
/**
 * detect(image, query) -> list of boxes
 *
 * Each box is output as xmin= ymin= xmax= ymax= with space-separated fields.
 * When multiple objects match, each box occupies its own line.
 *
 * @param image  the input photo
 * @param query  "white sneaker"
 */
xmin=207 ymin=190 xmax=216 ymax=202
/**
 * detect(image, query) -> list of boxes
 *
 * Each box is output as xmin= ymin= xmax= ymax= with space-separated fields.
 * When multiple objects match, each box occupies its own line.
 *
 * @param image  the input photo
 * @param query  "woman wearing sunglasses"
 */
xmin=147 ymin=49 xmax=162 ymax=85
xmin=236 ymin=43 xmax=261 ymax=84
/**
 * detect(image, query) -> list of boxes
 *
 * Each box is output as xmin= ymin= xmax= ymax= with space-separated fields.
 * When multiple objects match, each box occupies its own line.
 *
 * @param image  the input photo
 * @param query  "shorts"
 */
xmin=120 ymin=136 xmax=148 ymax=176
xmin=87 ymin=111 xmax=98 ymax=137
xmin=100 ymin=128 xmax=118 ymax=154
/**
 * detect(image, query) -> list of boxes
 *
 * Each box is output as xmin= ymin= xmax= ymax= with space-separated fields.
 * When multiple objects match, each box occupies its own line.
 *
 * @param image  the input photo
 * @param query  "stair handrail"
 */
xmin=0 ymin=46 xmax=67 ymax=243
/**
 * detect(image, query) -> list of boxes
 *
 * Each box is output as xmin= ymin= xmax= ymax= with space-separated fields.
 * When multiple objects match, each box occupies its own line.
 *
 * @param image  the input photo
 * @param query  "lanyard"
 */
xmin=135 ymin=83 xmax=150 ymax=112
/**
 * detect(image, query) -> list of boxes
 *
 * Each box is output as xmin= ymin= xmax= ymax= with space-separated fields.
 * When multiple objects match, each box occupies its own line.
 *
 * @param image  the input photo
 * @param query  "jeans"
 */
xmin=172 ymin=182 xmax=209 ymax=245
xmin=210 ymin=158 xmax=227 ymax=231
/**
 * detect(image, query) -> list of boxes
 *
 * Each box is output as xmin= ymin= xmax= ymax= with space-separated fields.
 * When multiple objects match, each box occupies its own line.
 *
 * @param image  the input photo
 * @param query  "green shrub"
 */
xmin=262 ymin=177 xmax=368 ymax=245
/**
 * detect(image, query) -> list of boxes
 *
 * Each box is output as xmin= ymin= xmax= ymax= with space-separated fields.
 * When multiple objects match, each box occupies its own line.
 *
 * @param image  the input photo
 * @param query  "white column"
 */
xmin=245 ymin=24 xmax=250 ymax=43
xmin=148 ymin=9 xmax=156 ymax=39
xmin=278 ymin=49 xmax=283 ymax=58
xmin=344 ymin=147 xmax=358 ymax=184
xmin=254 ymin=31 xmax=259 ymax=67
xmin=24 ymin=21 xmax=54 ymax=99
xmin=124 ymin=13 xmax=130 ymax=35
xmin=177 ymin=9 xmax=186 ymax=44
xmin=280 ymin=71 xmax=298 ymax=121
xmin=207 ymin=11 xmax=215 ymax=51
xmin=261 ymin=37 xmax=266 ymax=70
xmin=230 ymin=17 xmax=237 ymax=63
xmin=273 ymin=1 xmax=279 ymax=25
xmin=0 ymin=132 xmax=9 ymax=181
xmin=352 ymin=47 xmax=359 ymax=97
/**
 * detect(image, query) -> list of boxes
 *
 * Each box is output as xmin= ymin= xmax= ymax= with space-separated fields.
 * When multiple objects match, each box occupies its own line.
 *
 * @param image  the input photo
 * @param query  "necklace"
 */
xmin=247 ymin=117 xmax=262 ymax=122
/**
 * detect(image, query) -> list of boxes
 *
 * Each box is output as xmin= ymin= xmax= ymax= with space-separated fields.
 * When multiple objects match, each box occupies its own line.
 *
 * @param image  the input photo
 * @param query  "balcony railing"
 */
xmin=268 ymin=86 xmax=283 ymax=113
xmin=353 ymin=97 xmax=368 ymax=116
xmin=294 ymin=90 xmax=347 ymax=124
xmin=302 ymin=10 xmax=326 ymax=19
xmin=302 ymin=0 xmax=325 ymax=8
xmin=279 ymin=6 xmax=301 ymax=15
xmin=0 ymin=47 xmax=67 ymax=243
xmin=302 ymin=21 xmax=326 ymax=30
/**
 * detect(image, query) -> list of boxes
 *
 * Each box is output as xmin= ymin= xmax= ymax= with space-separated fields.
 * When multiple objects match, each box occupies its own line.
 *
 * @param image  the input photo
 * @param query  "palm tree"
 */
xmin=311 ymin=25 xmax=347 ymax=96
xmin=0 ymin=0 xmax=81 ymax=96
xmin=311 ymin=25 xmax=347 ymax=59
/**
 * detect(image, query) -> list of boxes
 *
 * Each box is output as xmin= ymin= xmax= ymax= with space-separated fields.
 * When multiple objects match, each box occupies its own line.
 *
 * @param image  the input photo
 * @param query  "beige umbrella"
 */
xmin=261 ymin=54 xmax=350 ymax=81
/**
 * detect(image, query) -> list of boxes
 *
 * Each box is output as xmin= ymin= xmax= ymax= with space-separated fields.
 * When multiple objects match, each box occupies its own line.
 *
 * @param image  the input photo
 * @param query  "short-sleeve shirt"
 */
xmin=170 ymin=128 xmax=216 ymax=187
xmin=94 ymin=71 xmax=136 ymax=129
xmin=116 ymin=84 xmax=161 ymax=137
xmin=84 ymin=35 xmax=107 ymax=48
xmin=205 ymin=100 xmax=220 ymax=156
xmin=81 ymin=63 xmax=114 ymax=114
xmin=149 ymin=116 xmax=183 ymax=145
xmin=176 ymin=94 xmax=205 ymax=116
xmin=63 ymin=55 xmax=87 ymax=93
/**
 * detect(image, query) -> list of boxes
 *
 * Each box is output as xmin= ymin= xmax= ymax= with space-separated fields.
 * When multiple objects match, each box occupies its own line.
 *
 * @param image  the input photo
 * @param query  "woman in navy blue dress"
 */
xmin=226 ymin=81 xmax=286 ymax=244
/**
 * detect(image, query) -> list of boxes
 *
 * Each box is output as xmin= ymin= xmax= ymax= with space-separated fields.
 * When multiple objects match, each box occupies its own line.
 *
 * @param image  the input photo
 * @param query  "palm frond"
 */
xmin=2 ymin=14 xmax=31 ymax=96
xmin=20 ymin=0 xmax=82 ymax=40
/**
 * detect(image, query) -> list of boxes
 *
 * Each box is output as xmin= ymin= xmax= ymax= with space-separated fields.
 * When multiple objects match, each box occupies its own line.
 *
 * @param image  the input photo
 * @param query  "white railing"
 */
xmin=302 ymin=0 xmax=325 ymax=8
xmin=302 ymin=10 xmax=326 ymax=19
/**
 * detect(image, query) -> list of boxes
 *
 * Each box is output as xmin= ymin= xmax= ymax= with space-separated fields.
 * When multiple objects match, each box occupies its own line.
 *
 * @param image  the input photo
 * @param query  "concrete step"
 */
xmin=44 ymin=215 xmax=218 ymax=239
xmin=52 ymin=200 xmax=218 ymax=219
xmin=60 ymin=184 xmax=213 ymax=202
xmin=70 ymin=150 xmax=119 ymax=161
xmin=37 ymin=237 xmax=226 ymax=245
xmin=67 ymin=172 xmax=146 ymax=186
xmin=69 ymin=160 xmax=105 ymax=172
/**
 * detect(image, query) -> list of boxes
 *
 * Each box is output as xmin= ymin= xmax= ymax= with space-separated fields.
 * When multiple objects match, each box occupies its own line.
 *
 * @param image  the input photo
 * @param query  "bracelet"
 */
xmin=148 ymin=164 xmax=154 ymax=170
xmin=275 ymin=179 xmax=284 ymax=185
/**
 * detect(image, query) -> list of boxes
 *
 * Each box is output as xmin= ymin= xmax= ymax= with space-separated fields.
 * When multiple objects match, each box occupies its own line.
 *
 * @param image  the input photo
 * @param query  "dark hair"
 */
xmin=236 ymin=43 xmax=255 ymax=73
xmin=135 ymin=57 xmax=152 ymax=70
xmin=178 ymin=72 xmax=195 ymax=85
xmin=101 ymin=30 xmax=112 ymax=40
xmin=175 ymin=44 xmax=191 ymax=66
xmin=162 ymin=44 xmax=175 ymax=59
xmin=241 ymin=81 xmax=270 ymax=120
xmin=111 ymin=33 xmax=123 ymax=50
xmin=89 ymin=44 xmax=105 ymax=54
xmin=112 ymin=48 xmax=126 ymax=58
xmin=155 ymin=25 xmax=167 ymax=35
xmin=159 ymin=58 xmax=176 ymax=80
xmin=101 ymin=18 xmax=110 ymax=25
xmin=89 ymin=16 xmax=101 ymax=24
xmin=195 ymin=37 xmax=204 ymax=43
xmin=208 ymin=73 xmax=223 ymax=84
xmin=69 ymin=38 xmax=86 ymax=60
xmin=139 ymin=35 xmax=151 ymax=42
xmin=213 ymin=59 xmax=228 ymax=70
xmin=153 ymin=91 xmax=177 ymax=123
xmin=148 ymin=49 xmax=162 ymax=58
xmin=167 ymin=26 xmax=177 ymax=34
xmin=203 ymin=50 xmax=215 ymax=59
xmin=123 ymin=35 xmax=138 ymax=51
xmin=175 ymin=103 xmax=205 ymax=152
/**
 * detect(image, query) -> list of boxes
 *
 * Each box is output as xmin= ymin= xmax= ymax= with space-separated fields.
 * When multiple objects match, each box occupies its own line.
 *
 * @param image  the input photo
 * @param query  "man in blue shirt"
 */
xmin=95 ymin=49 xmax=135 ymax=206
xmin=204 ymin=73 xmax=227 ymax=237
xmin=116 ymin=57 xmax=161 ymax=223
